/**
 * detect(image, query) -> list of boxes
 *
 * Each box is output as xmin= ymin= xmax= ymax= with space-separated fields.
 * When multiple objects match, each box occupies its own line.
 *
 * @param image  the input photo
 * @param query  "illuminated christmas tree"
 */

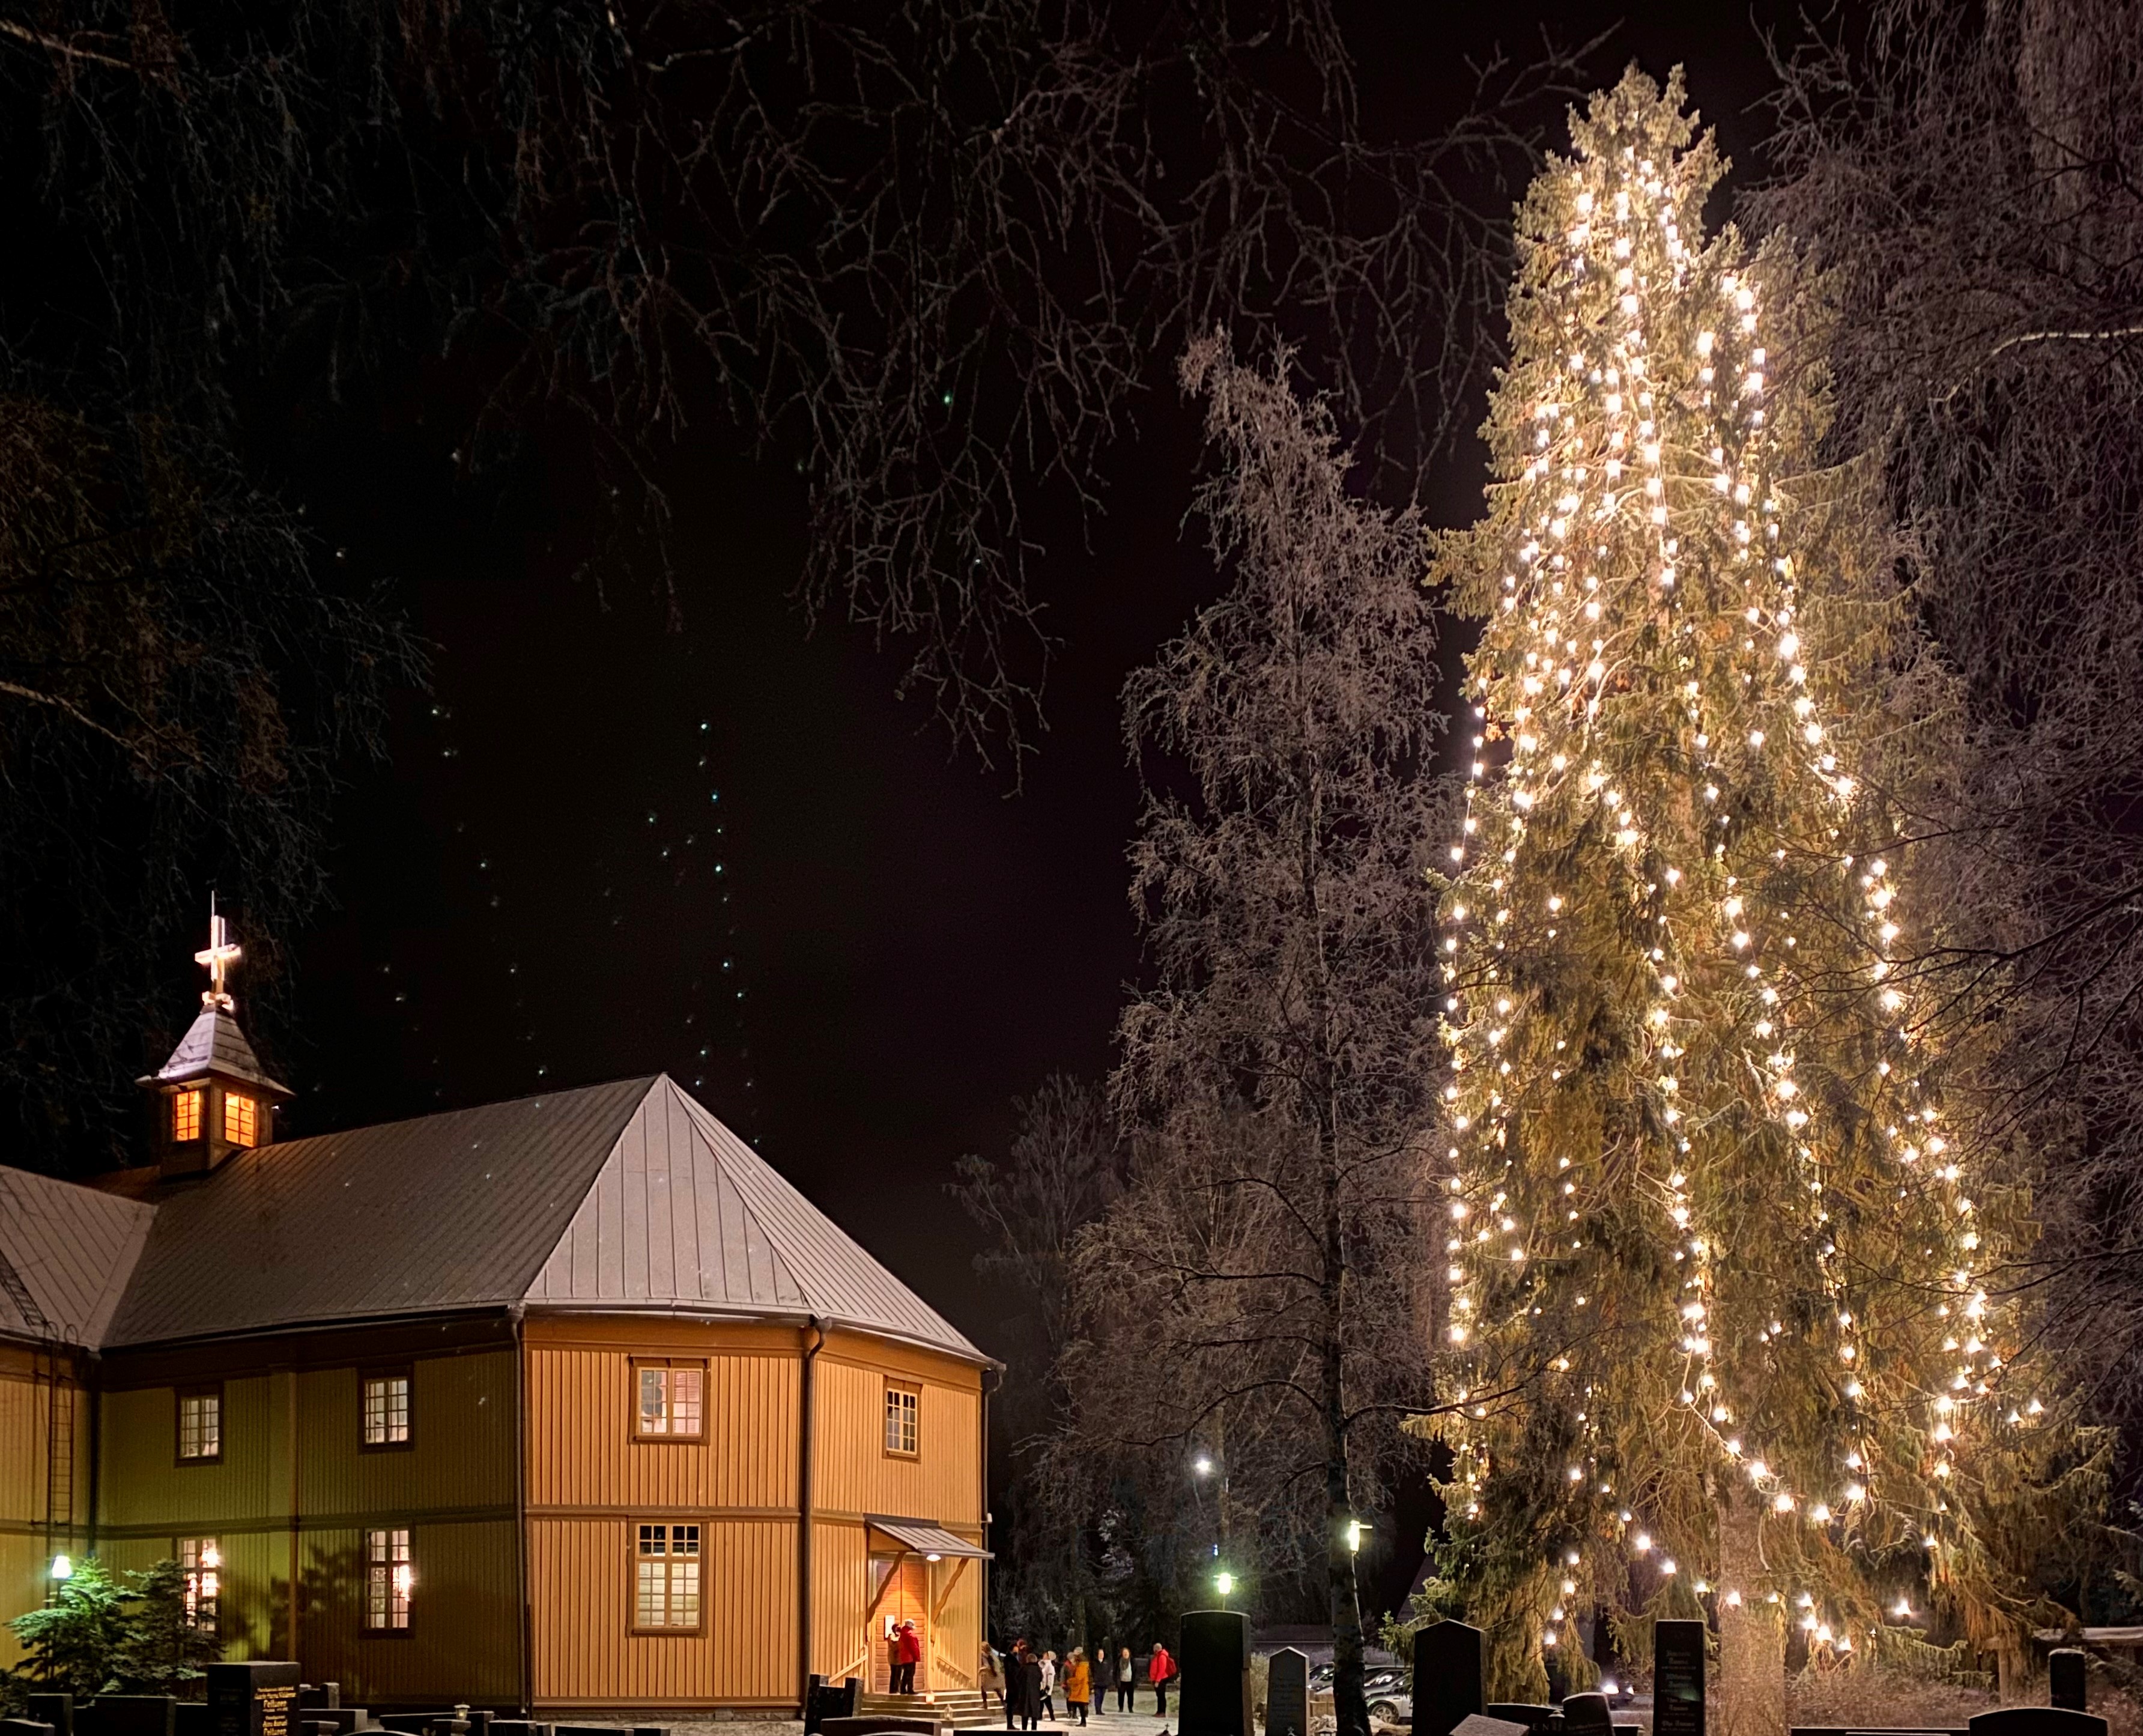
xmin=1427 ymin=70 xmax=2094 ymax=1736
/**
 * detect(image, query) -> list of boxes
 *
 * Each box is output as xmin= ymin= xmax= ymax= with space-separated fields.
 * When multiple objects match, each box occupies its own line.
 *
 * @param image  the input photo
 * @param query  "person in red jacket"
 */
xmin=1148 ymin=1641 xmax=1175 ymax=1717
xmin=891 ymin=1619 xmax=923 ymax=1694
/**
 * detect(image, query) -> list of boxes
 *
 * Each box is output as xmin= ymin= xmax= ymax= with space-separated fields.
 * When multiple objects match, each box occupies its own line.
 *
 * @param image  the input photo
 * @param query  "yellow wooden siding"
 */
xmin=297 ymin=1353 xmax=517 ymax=1516
xmin=297 ymin=1519 xmax=520 ymax=1706
xmin=99 ymin=1374 xmax=279 ymax=1531
xmin=928 ymin=1553 xmax=983 ymax=1693
xmin=809 ymin=1520 xmax=869 ymax=1681
xmin=0 ymin=1532 xmax=48 ymax=1669
xmin=97 ymin=1527 xmax=279 ymax=1661
xmin=531 ymin=1516 xmax=796 ymax=1706
xmin=1 ymin=1358 xmax=99 ymax=1669
xmin=811 ymin=1360 xmax=981 ymax=1526
xmin=0 ymin=1370 xmax=91 ymax=1526
xmin=528 ymin=1344 xmax=797 ymax=1513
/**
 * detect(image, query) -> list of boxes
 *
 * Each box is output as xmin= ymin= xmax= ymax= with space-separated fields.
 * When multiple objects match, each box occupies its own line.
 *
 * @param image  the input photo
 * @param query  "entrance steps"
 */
xmin=857 ymin=1689 xmax=1003 ymax=1730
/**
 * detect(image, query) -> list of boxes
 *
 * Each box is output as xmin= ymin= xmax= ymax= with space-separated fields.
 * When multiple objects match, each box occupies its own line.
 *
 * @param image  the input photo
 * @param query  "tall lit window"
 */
xmin=177 ymin=1388 xmax=222 ymax=1462
xmin=172 ymin=1090 xmax=203 ymax=1142
xmin=365 ymin=1528 xmax=411 ymax=1630
xmin=222 ymin=1093 xmax=258 ymax=1147
xmin=633 ymin=1362 xmax=705 ymax=1439
xmin=179 ymin=1538 xmax=220 ymax=1634
xmin=363 ymin=1373 xmax=412 ymax=1447
xmin=634 ymin=1523 xmax=700 ymax=1630
xmin=884 ymin=1383 xmax=920 ymax=1456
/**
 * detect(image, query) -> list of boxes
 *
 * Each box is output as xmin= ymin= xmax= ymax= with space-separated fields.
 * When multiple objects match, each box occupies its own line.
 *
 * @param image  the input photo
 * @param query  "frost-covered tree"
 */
xmin=1425 ymin=71 xmax=2097 ymax=1736
xmin=1066 ymin=335 xmax=1446 ymax=1736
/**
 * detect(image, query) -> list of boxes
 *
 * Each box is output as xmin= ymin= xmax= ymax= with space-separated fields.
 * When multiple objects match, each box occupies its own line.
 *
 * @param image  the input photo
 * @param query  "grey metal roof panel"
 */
xmin=100 ymin=1076 xmax=656 ymax=1347
xmin=526 ymin=1077 xmax=986 ymax=1364
xmin=141 ymin=1003 xmax=292 ymax=1095
xmin=0 ymin=1168 xmax=156 ymax=1347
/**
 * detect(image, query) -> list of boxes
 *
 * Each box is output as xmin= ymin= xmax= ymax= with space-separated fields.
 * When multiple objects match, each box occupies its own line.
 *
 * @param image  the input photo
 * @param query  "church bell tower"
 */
xmin=138 ymin=898 xmax=293 ymax=1178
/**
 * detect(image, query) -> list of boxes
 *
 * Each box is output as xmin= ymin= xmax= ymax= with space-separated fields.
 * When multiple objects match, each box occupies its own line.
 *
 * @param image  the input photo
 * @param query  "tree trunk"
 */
xmin=1715 ymin=1495 xmax=1786 ymax=1736
xmin=1329 ymin=1447 xmax=1369 ymax=1736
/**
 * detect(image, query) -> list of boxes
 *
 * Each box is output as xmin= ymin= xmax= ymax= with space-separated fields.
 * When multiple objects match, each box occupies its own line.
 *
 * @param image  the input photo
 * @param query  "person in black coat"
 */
xmin=1010 ymin=1640 xmax=1045 ymax=1731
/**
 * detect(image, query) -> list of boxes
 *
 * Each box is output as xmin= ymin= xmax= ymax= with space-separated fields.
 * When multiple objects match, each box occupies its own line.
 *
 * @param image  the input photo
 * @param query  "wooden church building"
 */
xmin=0 ymin=924 xmax=992 ymax=1714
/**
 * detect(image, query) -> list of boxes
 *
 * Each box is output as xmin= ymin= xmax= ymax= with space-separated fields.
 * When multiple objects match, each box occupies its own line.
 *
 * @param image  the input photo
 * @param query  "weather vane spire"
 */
xmin=195 ymin=893 xmax=241 ymax=1010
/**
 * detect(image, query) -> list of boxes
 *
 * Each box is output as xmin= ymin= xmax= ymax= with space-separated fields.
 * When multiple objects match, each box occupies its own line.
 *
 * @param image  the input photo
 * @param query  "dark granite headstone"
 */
xmin=86 ymin=1699 xmax=175 ymax=1736
xmin=288 ymin=1714 xmax=365 ymax=1734
xmin=1653 ymin=1622 xmax=1703 ymax=1736
xmin=806 ymin=1676 xmax=861 ymax=1734
xmin=1413 ymin=1622 xmax=1485 ymax=1736
xmin=1266 ymin=1648 xmax=1309 ymax=1736
xmin=1559 ymin=1694 xmax=1611 ymax=1732
xmin=1181 ymin=1610 xmax=1252 ymax=1736
xmin=2050 ymin=1652 xmax=2088 ymax=1713
xmin=1968 ymin=1710 xmax=2108 ymax=1736
xmin=207 ymin=1663 xmax=300 ymax=1736
xmin=29 ymin=1698 xmax=73 ymax=1736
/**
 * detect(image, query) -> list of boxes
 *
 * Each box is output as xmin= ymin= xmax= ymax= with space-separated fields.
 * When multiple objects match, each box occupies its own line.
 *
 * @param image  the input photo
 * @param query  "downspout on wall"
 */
xmin=798 ymin=1317 xmax=827 ymax=1713
xmin=514 ymin=1307 xmax=533 ymax=1714
xmin=980 ymin=1363 xmax=1000 ymax=1647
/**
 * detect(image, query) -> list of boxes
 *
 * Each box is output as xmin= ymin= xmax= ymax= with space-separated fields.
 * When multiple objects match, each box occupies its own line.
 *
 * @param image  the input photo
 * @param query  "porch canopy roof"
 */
xmin=865 ymin=1517 xmax=992 ymax=1561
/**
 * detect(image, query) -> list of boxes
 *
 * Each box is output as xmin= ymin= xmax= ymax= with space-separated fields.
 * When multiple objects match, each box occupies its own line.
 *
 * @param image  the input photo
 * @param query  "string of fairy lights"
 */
xmin=1435 ymin=88 xmax=2038 ymax=1664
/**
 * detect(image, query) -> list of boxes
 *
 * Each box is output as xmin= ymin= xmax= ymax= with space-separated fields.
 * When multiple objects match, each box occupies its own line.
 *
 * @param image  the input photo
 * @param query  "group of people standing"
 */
xmin=980 ymin=1640 xmax=1178 ymax=1728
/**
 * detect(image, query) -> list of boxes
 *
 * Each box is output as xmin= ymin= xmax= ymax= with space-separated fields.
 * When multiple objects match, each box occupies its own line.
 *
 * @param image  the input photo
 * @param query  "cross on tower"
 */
xmin=195 ymin=896 xmax=241 ymax=1009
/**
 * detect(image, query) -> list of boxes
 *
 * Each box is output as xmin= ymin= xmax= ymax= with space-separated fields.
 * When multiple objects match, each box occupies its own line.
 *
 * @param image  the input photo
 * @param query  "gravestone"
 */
xmin=208 ymin=1662 xmax=301 ymax=1736
xmin=1653 ymin=1622 xmax=1705 ymax=1736
xmin=1452 ymin=1717 xmax=1529 ymax=1736
xmin=2050 ymin=1652 xmax=2088 ymax=1713
xmin=1559 ymin=1693 xmax=1612 ymax=1733
xmin=29 ymin=1698 xmax=73 ymax=1736
xmin=1180 ymin=1610 xmax=1252 ymax=1736
xmin=806 ymin=1676 xmax=861 ymax=1735
xmin=1413 ymin=1621 xmax=1485 ymax=1736
xmin=1968 ymin=1709 xmax=2108 ymax=1736
xmin=86 ymin=1699 xmax=175 ymax=1736
xmin=1266 ymin=1649 xmax=1309 ymax=1736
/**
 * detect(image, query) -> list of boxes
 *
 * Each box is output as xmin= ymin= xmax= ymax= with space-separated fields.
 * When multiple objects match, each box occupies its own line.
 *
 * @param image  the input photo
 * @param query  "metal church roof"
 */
xmin=526 ymin=1078 xmax=986 ymax=1361
xmin=0 ymin=1167 xmax=154 ymax=1348
xmin=138 ymin=1001 xmax=293 ymax=1096
xmin=71 ymin=1073 xmax=984 ymax=1364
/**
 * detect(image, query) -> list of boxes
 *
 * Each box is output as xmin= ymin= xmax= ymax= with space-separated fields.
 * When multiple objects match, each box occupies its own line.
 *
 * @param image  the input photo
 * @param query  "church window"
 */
xmin=177 ymin=1387 xmax=222 ymax=1463
xmin=633 ymin=1523 xmax=701 ymax=1631
xmin=884 ymin=1382 xmax=920 ymax=1457
xmin=363 ymin=1372 xmax=412 ymax=1448
xmin=632 ymin=1360 xmax=705 ymax=1439
xmin=223 ymin=1093 xmax=258 ymax=1147
xmin=178 ymin=1538 xmax=220 ymax=1634
xmin=365 ymin=1528 xmax=412 ymax=1631
xmin=172 ymin=1090 xmax=202 ymax=1142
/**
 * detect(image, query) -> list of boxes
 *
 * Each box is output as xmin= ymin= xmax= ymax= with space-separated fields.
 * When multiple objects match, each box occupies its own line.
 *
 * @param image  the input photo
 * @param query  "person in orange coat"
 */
xmin=1065 ymin=1650 xmax=1093 ymax=1728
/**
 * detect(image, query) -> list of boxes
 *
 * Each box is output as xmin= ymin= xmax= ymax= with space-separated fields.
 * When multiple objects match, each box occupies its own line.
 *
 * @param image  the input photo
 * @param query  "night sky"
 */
xmin=253 ymin=0 xmax=1799 ymax=1607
